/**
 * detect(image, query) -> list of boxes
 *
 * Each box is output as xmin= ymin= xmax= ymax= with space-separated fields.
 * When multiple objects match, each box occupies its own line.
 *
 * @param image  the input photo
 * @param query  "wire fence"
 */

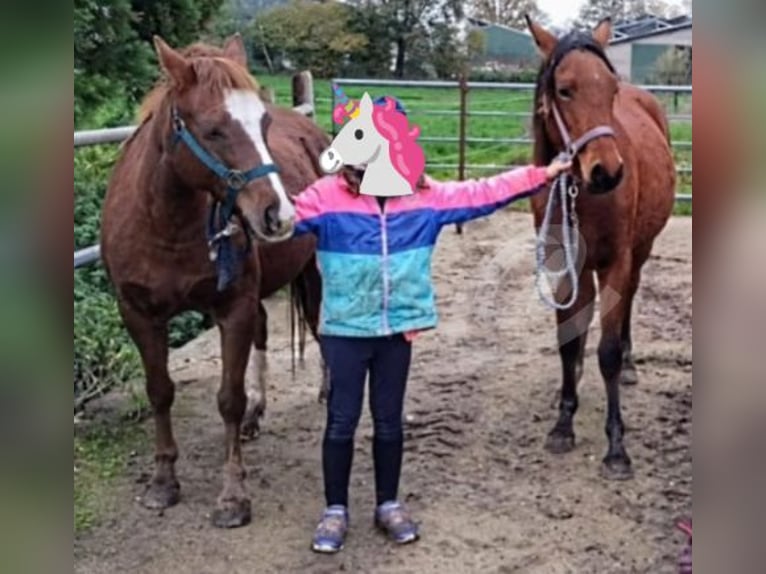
xmin=75 ymin=75 xmax=691 ymax=269
xmin=330 ymin=78 xmax=692 ymax=201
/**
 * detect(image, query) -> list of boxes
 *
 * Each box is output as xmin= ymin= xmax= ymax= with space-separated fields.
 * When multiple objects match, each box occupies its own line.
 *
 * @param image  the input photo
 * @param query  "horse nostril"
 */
xmin=590 ymin=163 xmax=624 ymax=193
xmin=264 ymin=203 xmax=280 ymax=234
xmin=591 ymin=163 xmax=607 ymax=185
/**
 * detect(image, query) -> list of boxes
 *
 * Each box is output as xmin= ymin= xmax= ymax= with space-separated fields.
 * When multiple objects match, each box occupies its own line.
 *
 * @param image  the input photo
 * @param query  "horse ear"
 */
xmin=359 ymin=92 xmax=373 ymax=115
xmin=223 ymin=33 xmax=248 ymax=67
xmin=592 ymin=17 xmax=612 ymax=49
xmin=525 ymin=14 xmax=557 ymax=59
xmin=153 ymin=36 xmax=194 ymax=87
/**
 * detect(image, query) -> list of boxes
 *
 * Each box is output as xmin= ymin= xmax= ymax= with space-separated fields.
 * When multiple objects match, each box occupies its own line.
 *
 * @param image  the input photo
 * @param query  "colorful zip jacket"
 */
xmin=293 ymin=166 xmax=549 ymax=337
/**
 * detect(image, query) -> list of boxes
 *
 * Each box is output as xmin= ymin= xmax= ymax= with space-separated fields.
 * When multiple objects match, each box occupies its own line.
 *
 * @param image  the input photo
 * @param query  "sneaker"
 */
xmin=311 ymin=505 xmax=349 ymax=553
xmin=374 ymin=500 xmax=419 ymax=544
xmin=677 ymin=519 xmax=692 ymax=574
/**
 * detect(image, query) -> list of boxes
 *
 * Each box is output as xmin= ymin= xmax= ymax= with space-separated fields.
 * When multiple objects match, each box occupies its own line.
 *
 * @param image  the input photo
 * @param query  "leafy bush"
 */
xmin=468 ymin=67 xmax=539 ymax=83
xmin=74 ymin=271 xmax=141 ymax=409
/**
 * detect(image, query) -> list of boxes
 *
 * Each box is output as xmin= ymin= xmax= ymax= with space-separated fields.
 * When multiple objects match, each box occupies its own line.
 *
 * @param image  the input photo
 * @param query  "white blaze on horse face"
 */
xmin=224 ymin=90 xmax=296 ymax=223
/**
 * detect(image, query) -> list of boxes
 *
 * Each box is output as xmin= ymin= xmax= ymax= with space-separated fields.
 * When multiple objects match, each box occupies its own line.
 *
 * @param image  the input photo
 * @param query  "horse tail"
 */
xmin=288 ymin=277 xmax=309 ymax=375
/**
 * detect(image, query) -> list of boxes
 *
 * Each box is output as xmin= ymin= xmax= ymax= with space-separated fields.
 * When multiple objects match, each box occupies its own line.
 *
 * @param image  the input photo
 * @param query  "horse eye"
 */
xmin=354 ymin=129 xmax=364 ymax=140
xmin=557 ymin=87 xmax=573 ymax=100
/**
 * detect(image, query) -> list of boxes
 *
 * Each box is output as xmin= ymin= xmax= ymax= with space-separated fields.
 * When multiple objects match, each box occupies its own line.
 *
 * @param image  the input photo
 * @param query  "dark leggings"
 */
xmin=320 ymin=334 xmax=412 ymax=507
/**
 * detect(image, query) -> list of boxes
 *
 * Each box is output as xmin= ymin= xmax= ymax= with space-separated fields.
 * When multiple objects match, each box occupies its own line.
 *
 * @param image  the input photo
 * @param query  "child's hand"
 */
xmin=545 ymin=157 xmax=573 ymax=181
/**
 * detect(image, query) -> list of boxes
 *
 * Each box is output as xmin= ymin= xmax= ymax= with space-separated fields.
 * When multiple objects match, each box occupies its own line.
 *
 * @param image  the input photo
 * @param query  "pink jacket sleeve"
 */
xmin=423 ymin=166 xmax=548 ymax=226
xmin=292 ymin=183 xmax=323 ymax=237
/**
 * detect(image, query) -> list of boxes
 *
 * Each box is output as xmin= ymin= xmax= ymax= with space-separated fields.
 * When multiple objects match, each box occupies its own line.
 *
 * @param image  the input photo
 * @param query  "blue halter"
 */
xmin=171 ymin=107 xmax=280 ymax=291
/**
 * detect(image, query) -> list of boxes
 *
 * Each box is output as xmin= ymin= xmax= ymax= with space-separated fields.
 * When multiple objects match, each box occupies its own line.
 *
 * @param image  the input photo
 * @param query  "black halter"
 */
xmin=541 ymin=31 xmax=616 ymax=92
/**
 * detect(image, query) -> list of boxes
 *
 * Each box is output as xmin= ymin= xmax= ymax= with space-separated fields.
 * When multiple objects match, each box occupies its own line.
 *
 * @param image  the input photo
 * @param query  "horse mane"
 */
xmin=371 ymin=98 xmax=425 ymax=190
xmin=532 ymin=30 xmax=616 ymax=165
xmin=138 ymin=42 xmax=259 ymax=124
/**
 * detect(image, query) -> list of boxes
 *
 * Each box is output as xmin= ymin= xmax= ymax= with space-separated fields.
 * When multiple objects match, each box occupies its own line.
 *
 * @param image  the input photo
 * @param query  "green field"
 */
xmin=255 ymin=73 xmax=692 ymax=213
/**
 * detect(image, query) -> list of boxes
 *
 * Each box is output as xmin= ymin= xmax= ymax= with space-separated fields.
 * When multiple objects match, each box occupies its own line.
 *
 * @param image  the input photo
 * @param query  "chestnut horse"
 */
xmin=100 ymin=35 xmax=327 ymax=527
xmin=526 ymin=17 xmax=676 ymax=479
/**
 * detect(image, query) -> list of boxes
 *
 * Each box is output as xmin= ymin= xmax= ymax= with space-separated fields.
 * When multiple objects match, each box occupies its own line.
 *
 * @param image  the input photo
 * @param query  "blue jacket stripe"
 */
xmin=436 ymin=185 xmax=545 ymax=226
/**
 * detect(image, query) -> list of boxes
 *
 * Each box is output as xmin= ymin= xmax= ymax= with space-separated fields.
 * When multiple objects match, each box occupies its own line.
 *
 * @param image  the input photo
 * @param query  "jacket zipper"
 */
xmin=379 ymin=204 xmax=391 ymax=335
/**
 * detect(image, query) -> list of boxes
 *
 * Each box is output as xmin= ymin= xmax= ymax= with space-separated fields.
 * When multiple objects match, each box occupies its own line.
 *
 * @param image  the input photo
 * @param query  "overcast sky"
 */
xmin=537 ymin=0 xmax=687 ymax=27
xmin=537 ymin=0 xmax=585 ymax=26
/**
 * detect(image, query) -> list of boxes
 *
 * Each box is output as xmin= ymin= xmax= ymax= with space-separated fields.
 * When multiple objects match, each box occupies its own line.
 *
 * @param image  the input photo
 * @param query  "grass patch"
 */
xmin=255 ymin=73 xmax=692 ymax=214
xmin=74 ymin=418 xmax=148 ymax=534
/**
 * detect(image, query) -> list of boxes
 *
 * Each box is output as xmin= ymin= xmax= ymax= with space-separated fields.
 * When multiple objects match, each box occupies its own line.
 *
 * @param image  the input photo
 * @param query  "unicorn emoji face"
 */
xmin=319 ymin=88 xmax=425 ymax=197
xmin=320 ymin=94 xmax=381 ymax=172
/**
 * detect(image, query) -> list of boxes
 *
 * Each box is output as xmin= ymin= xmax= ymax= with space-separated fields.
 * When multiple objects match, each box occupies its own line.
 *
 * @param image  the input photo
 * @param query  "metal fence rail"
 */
xmin=74 ymin=72 xmax=316 ymax=269
xmin=76 ymin=75 xmax=691 ymax=269
xmin=331 ymin=78 xmax=692 ymax=203
xmin=75 ymin=126 xmax=138 ymax=148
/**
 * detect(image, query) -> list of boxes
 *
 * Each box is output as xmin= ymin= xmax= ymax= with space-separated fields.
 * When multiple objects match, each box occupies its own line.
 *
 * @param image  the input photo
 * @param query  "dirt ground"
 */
xmin=74 ymin=211 xmax=692 ymax=574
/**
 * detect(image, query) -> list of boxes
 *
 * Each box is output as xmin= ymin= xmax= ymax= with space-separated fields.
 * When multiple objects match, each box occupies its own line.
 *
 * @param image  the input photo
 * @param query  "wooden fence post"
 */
xmin=259 ymin=86 xmax=275 ymax=104
xmin=292 ymin=71 xmax=315 ymax=120
xmin=456 ymin=74 xmax=469 ymax=235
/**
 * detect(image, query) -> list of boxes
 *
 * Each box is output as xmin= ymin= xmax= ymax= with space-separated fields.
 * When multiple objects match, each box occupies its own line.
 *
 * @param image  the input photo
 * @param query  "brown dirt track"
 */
xmin=74 ymin=211 xmax=692 ymax=574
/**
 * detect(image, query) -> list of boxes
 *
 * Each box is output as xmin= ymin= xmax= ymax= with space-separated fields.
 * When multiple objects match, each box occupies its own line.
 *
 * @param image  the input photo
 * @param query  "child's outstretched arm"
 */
xmin=426 ymin=158 xmax=571 ymax=227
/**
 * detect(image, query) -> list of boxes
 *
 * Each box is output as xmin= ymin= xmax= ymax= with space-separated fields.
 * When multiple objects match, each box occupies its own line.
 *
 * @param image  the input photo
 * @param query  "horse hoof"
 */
xmin=211 ymin=497 xmax=252 ymax=528
xmin=141 ymin=478 xmax=180 ymax=509
xmin=240 ymin=418 xmax=261 ymax=441
xmin=619 ymin=367 xmax=639 ymax=386
xmin=545 ymin=431 xmax=575 ymax=454
xmin=600 ymin=456 xmax=634 ymax=481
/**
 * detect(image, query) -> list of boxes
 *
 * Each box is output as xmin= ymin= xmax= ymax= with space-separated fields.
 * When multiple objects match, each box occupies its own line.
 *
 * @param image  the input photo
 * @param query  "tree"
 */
xmin=577 ymin=0 xmax=684 ymax=28
xmin=649 ymin=46 xmax=691 ymax=85
xmin=131 ymin=0 xmax=225 ymax=47
xmin=74 ymin=0 xmax=155 ymax=120
xmin=252 ymin=1 xmax=368 ymax=77
xmin=468 ymin=0 xmax=545 ymax=29
xmin=353 ymin=0 xmax=464 ymax=78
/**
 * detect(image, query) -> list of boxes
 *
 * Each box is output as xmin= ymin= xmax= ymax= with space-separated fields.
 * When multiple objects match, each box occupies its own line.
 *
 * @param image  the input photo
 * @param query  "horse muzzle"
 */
xmin=256 ymin=202 xmax=295 ymax=243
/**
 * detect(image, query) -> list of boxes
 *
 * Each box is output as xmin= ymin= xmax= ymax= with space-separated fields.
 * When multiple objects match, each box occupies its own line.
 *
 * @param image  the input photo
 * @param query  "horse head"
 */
xmin=152 ymin=35 xmax=295 ymax=242
xmin=527 ymin=16 xmax=624 ymax=194
xmin=319 ymin=93 xmax=385 ymax=174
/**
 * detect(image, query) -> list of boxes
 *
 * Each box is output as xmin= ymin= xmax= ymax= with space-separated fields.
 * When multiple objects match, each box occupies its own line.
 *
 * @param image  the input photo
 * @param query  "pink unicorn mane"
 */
xmin=371 ymin=98 xmax=425 ymax=190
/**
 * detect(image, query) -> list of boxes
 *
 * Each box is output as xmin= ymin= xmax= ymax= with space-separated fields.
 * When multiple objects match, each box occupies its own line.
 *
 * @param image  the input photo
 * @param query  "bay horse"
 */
xmin=100 ymin=34 xmax=327 ymax=527
xmin=525 ymin=17 xmax=676 ymax=479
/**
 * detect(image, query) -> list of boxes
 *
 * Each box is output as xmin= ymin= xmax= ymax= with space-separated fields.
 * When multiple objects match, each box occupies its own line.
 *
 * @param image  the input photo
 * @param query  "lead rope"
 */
xmin=534 ymin=101 xmax=615 ymax=310
xmin=535 ymin=151 xmax=581 ymax=310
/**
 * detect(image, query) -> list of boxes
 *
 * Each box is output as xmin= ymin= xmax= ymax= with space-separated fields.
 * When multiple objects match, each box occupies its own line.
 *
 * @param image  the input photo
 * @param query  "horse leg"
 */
xmin=545 ymin=271 xmax=596 ymax=454
xmin=242 ymin=301 xmax=267 ymax=440
xmin=299 ymin=260 xmax=329 ymax=403
xmin=120 ymin=304 xmax=179 ymax=509
xmin=619 ymin=264 xmax=644 ymax=386
xmin=211 ymin=303 xmax=254 ymax=528
xmin=597 ymin=259 xmax=634 ymax=480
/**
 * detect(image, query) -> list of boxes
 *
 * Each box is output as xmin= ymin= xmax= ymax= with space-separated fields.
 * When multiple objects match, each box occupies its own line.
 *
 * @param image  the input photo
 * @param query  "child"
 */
xmin=293 ymin=97 xmax=571 ymax=553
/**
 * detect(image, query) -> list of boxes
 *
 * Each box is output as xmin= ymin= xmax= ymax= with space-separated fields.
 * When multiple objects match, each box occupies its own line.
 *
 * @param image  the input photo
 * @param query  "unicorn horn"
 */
xmin=332 ymin=82 xmax=360 ymax=121
xmin=332 ymin=82 xmax=348 ymax=105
